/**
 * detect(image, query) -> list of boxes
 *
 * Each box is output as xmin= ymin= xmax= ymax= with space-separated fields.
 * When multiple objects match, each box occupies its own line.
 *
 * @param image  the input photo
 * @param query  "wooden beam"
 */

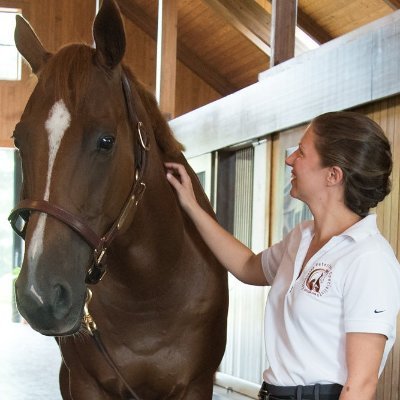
xmin=176 ymin=40 xmax=236 ymax=95
xmin=170 ymin=11 xmax=400 ymax=158
xmin=116 ymin=0 xmax=155 ymax=37
xmin=297 ymin=8 xmax=333 ymax=45
xmin=265 ymin=0 xmax=332 ymax=45
xmin=382 ymin=0 xmax=400 ymax=10
xmin=115 ymin=0 xmax=237 ymax=96
xmin=156 ymin=0 xmax=178 ymax=119
xmin=201 ymin=0 xmax=272 ymax=55
xmin=270 ymin=0 xmax=297 ymax=67
xmin=202 ymin=0 xmax=330 ymax=57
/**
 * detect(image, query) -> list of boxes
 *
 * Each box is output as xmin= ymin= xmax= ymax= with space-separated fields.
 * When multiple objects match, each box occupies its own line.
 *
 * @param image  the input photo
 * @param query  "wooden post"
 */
xmin=270 ymin=0 xmax=297 ymax=67
xmin=156 ymin=0 xmax=178 ymax=120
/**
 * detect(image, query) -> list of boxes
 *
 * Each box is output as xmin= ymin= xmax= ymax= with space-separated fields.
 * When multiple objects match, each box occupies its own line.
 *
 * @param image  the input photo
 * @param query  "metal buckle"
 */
xmin=137 ymin=121 xmax=150 ymax=151
xmin=117 ymin=182 xmax=146 ymax=230
xmin=258 ymin=384 xmax=270 ymax=400
xmin=258 ymin=391 xmax=269 ymax=400
xmin=85 ymin=263 xmax=107 ymax=284
xmin=86 ymin=243 xmax=108 ymax=284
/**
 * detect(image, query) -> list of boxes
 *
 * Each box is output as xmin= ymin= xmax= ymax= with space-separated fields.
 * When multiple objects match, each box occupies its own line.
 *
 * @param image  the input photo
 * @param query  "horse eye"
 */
xmin=97 ymin=135 xmax=115 ymax=151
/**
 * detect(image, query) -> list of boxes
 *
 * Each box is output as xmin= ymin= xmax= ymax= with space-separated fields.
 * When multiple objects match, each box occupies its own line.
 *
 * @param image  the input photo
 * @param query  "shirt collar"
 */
xmin=339 ymin=214 xmax=379 ymax=242
xmin=299 ymin=214 xmax=378 ymax=243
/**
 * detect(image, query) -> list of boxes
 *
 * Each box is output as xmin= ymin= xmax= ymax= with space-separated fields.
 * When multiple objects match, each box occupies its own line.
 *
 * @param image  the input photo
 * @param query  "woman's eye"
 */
xmin=97 ymin=135 xmax=115 ymax=151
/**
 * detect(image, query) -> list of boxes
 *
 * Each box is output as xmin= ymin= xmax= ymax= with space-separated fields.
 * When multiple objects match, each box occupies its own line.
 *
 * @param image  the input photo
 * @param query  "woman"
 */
xmin=165 ymin=111 xmax=400 ymax=400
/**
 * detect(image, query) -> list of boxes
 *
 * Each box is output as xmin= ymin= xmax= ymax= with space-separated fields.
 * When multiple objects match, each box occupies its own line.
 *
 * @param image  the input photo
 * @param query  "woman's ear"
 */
xmin=327 ymin=166 xmax=344 ymax=186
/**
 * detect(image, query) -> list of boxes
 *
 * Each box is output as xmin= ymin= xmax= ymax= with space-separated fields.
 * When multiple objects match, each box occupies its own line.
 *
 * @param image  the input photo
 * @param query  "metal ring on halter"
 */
xmin=137 ymin=122 xmax=150 ymax=151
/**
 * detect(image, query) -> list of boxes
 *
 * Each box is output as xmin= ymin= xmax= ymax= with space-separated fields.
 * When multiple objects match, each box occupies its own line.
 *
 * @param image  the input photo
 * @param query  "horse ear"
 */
xmin=93 ymin=0 xmax=126 ymax=70
xmin=14 ymin=15 xmax=51 ymax=74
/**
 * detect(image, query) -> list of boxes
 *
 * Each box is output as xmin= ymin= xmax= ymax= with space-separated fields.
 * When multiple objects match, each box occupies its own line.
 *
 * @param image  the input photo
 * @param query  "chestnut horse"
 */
xmin=9 ymin=0 xmax=228 ymax=398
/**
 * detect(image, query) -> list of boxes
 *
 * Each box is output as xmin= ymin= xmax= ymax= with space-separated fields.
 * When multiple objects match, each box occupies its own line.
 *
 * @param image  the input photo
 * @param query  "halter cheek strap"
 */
xmin=8 ymin=70 xmax=150 ymax=285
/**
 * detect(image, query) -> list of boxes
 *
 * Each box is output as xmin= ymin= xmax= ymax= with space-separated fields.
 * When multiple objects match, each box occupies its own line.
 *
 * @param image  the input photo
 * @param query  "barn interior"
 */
xmin=1 ymin=0 xmax=400 ymax=399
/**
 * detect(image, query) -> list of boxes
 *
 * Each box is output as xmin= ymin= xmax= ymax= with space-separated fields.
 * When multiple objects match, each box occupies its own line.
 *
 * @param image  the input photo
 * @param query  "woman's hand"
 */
xmin=165 ymin=161 xmax=267 ymax=286
xmin=165 ymin=162 xmax=199 ymax=214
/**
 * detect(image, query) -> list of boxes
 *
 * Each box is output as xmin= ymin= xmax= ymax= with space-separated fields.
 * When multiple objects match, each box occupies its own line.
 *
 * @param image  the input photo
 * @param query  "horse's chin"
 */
xmin=38 ymin=318 xmax=84 ymax=337
xmin=20 ymin=306 xmax=85 ymax=337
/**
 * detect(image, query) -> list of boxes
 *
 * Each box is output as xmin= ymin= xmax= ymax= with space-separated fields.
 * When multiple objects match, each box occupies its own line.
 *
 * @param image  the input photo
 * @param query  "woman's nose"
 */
xmin=285 ymin=151 xmax=296 ymax=166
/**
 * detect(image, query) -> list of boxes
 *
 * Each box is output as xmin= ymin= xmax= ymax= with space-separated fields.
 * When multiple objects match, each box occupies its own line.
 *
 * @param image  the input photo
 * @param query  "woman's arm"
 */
xmin=340 ymin=332 xmax=386 ymax=400
xmin=165 ymin=162 xmax=268 ymax=286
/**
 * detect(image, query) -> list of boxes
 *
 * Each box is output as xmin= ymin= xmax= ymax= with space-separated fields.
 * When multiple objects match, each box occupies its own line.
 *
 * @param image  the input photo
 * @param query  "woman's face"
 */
xmin=285 ymin=125 xmax=330 ymax=205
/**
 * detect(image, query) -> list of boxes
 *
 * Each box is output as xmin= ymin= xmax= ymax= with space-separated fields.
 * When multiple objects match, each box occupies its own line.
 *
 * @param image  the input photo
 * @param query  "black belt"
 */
xmin=258 ymin=382 xmax=343 ymax=400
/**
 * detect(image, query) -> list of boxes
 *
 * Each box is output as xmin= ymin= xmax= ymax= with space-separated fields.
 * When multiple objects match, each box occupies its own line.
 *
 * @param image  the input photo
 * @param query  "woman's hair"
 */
xmin=311 ymin=111 xmax=392 ymax=217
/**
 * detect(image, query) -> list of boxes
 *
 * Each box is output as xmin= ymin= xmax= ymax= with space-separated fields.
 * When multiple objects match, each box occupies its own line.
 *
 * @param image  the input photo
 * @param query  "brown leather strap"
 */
xmin=92 ymin=329 xmax=141 ymax=400
xmin=9 ymin=198 xmax=101 ymax=249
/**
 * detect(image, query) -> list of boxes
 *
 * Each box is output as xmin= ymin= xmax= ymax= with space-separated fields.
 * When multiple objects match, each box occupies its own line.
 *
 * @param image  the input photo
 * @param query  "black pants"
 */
xmin=258 ymin=382 xmax=343 ymax=400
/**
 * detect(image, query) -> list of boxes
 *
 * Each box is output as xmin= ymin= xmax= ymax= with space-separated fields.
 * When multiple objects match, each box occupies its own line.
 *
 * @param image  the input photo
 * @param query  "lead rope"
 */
xmin=83 ymin=289 xmax=141 ymax=400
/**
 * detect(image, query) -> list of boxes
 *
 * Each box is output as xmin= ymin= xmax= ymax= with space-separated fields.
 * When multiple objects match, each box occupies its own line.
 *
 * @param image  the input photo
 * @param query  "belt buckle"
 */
xmin=258 ymin=388 xmax=270 ymax=400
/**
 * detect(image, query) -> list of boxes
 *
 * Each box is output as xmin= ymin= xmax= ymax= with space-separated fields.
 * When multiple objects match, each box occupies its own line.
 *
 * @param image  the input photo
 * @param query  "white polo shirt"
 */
xmin=261 ymin=214 xmax=400 ymax=386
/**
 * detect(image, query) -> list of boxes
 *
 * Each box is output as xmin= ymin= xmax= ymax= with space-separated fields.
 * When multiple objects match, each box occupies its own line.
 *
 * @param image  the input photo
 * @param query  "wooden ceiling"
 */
xmin=116 ymin=0 xmax=398 ymax=97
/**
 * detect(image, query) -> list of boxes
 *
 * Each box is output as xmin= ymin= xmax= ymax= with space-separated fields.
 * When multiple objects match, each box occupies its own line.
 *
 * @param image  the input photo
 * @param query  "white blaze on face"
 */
xmin=27 ymin=100 xmax=71 ymax=279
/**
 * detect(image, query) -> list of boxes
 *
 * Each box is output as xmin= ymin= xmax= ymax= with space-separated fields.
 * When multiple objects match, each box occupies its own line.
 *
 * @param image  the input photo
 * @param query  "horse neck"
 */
xmin=108 ymin=146 xmax=186 ymax=289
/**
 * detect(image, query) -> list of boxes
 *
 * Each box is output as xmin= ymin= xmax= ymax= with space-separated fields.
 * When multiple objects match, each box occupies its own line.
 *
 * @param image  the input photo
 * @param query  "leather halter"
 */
xmin=8 ymin=71 xmax=150 ymax=285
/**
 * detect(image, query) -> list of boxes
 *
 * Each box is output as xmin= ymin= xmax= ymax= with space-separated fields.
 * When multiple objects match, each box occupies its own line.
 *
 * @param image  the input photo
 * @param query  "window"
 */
xmin=0 ymin=8 xmax=22 ymax=81
xmin=295 ymin=26 xmax=320 ymax=56
xmin=0 ymin=149 xmax=15 ymax=322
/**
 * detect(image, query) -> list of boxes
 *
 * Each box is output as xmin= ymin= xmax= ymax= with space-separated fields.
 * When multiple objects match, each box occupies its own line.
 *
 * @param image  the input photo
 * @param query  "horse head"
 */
xmin=10 ymin=0 xmax=182 ymax=336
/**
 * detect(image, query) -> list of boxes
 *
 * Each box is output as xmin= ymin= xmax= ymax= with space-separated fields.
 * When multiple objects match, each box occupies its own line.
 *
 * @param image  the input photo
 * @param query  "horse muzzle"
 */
xmin=15 ymin=274 xmax=85 ymax=336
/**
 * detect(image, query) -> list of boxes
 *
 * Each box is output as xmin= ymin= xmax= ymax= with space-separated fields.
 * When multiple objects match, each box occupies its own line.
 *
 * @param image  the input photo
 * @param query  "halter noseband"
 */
xmin=8 ymin=71 xmax=150 ymax=285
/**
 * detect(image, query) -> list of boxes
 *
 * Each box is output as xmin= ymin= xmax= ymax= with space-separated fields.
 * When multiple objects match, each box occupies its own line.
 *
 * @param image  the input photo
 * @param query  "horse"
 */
xmin=8 ymin=0 xmax=228 ymax=398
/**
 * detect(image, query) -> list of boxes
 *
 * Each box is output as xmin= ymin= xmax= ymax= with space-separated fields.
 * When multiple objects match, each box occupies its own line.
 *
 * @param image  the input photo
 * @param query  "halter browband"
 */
xmin=8 ymin=70 xmax=150 ymax=284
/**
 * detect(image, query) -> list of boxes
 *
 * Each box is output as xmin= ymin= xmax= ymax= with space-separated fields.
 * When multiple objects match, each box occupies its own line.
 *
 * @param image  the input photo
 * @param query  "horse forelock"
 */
xmin=38 ymin=44 xmax=183 ymax=156
xmin=39 ymin=44 xmax=95 ymax=114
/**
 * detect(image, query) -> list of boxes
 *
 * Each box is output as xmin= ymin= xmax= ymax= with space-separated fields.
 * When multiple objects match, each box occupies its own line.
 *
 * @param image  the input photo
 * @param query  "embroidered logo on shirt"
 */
xmin=374 ymin=309 xmax=386 ymax=314
xmin=302 ymin=262 xmax=333 ymax=297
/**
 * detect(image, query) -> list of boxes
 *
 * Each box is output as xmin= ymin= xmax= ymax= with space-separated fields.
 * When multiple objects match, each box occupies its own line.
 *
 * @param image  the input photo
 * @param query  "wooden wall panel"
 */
xmin=123 ymin=17 xmax=157 ymax=94
xmin=299 ymin=0 xmax=393 ymax=37
xmin=122 ymin=15 xmax=221 ymax=118
xmin=0 ymin=0 xmax=96 ymax=148
xmin=358 ymin=96 xmax=400 ymax=400
xmin=176 ymin=61 xmax=221 ymax=117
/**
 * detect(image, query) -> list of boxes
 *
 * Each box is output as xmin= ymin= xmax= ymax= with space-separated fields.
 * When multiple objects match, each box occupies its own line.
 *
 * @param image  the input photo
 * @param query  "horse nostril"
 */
xmin=52 ymin=284 xmax=72 ymax=320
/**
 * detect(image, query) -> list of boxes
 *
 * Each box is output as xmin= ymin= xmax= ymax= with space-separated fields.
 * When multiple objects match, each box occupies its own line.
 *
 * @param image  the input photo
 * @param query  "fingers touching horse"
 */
xmin=9 ymin=0 xmax=228 ymax=398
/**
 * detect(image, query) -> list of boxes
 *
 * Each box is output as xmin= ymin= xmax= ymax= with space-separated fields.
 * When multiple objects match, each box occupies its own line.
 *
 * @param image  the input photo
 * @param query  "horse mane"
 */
xmin=39 ymin=44 xmax=184 ymax=156
xmin=122 ymin=67 xmax=184 ymax=156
